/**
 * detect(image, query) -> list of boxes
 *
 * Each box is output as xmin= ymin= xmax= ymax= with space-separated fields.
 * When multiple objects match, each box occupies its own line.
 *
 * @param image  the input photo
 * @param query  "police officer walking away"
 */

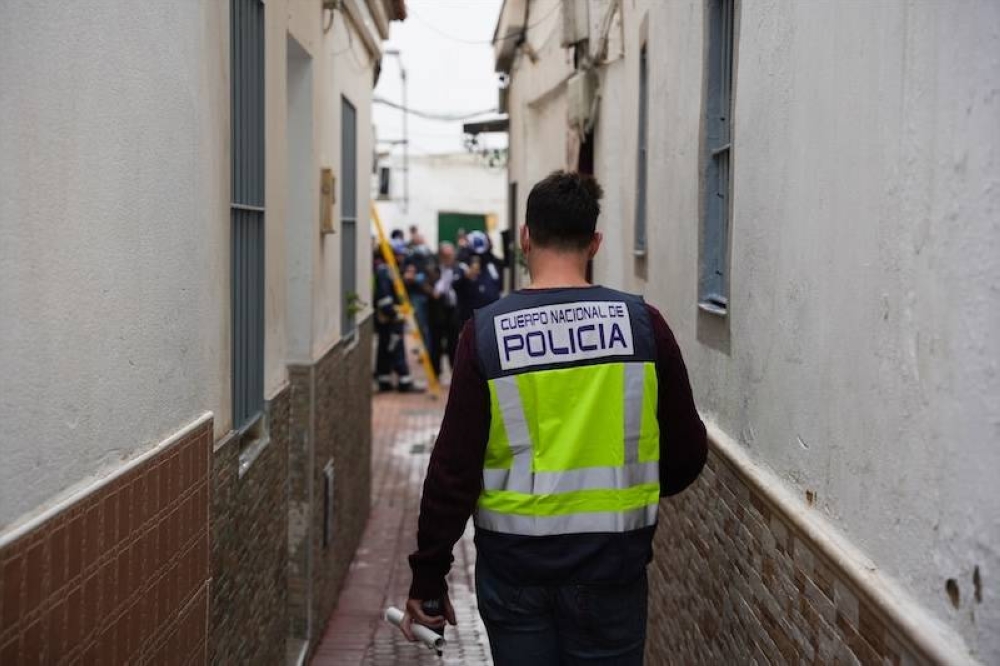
xmin=400 ymin=171 xmax=708 ymax=663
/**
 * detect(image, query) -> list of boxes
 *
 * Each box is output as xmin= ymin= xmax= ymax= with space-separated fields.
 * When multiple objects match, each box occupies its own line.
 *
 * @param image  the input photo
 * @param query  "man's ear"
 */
xmin=520 ymin=225 xmax=531 ymax=256
xmin=588 ymin=232 xmax=603 ymax=259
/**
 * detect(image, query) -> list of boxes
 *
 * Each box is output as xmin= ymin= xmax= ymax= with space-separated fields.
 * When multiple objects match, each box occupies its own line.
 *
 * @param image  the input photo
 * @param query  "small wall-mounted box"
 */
xmin=320 ymin=167 xmax=336 ymax=234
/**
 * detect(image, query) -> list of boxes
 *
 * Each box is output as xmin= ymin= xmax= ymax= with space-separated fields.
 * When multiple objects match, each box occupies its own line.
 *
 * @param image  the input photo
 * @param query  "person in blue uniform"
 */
xmin=453 ymin=230 xmax=504 ymax=326
xmin=373 ymin=251 xmax=416 ymax=392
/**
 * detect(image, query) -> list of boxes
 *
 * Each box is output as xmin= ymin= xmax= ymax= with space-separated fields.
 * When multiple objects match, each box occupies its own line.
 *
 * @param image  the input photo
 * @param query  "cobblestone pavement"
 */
xmin=311 ymin=379 xmax=494 ymax=666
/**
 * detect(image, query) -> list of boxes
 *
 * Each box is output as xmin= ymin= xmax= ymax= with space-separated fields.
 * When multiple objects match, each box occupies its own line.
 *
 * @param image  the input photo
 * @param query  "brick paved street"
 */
xmin=311 ymin=375 xmax=493 ymax=666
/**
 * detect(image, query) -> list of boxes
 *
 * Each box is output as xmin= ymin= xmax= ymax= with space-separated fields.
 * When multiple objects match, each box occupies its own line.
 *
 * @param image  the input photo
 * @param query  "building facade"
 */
xmin=375 ymin=151 xmax=507 ymax=251
xmin=0 ymin=0 xmax=404 ymax=663
xmin=496 ymin=0 xmax=999 ymax=663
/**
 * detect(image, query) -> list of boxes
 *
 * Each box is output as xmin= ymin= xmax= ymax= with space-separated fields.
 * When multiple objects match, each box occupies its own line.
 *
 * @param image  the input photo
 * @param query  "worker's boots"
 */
xmin=397 ymin=377 xmax=425 ymax=393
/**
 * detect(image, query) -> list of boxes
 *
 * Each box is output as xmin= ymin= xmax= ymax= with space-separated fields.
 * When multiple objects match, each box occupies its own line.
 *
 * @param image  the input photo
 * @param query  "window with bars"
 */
xmin=700 ymin=0 xmax=735 ymax=315
xmin=231 ymin=0 xmax=265 ymax=430
xmin=635 ymin=44 xmax=649 ymax=259
xmin=340 ymin=97 xmax=358 ymax=337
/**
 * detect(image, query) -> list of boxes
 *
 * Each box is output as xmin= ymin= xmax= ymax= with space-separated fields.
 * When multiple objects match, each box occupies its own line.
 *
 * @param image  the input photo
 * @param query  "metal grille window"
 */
xmin=635 ymin=44 xmax=649 ymax=257
xmin=341 ymin=97 xmax=358 ymax=336
xmin=700 ymin=0 xmax=735 ymax=315
xmin=231 ymin=0 xmax=265 ymax=429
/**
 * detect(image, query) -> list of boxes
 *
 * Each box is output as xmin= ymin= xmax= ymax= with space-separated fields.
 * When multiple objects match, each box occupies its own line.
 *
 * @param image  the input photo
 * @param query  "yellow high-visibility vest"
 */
xmin=472 ymin=288 xmax=660 ymax=537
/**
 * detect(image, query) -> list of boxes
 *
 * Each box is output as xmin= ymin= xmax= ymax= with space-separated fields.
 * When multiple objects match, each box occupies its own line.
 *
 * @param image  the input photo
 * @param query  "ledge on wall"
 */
xmin=703 ymin=419 xmax=977 ymax=666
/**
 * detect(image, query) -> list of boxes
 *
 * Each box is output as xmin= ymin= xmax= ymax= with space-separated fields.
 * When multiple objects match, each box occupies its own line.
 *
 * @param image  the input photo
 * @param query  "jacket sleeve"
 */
xmin=647 ymin=305 xmax=708 ymax=496
xmin=408 ymin=322 xmax=490 ymax=599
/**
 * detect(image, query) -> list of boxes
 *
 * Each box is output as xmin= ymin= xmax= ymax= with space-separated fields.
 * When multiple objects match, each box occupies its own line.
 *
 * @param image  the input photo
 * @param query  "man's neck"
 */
xmin=526 ymin=250 xmax=591 ymax=289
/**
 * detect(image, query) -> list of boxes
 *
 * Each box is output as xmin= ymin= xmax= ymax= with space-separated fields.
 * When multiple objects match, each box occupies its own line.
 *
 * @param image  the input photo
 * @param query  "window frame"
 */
xmin=699 ymin=0 xmax=736 ymax=316
xmin=340 ymin=95 xmax=359 ymax=337
xmin=230 ymin=0 xmax=266 ymax=431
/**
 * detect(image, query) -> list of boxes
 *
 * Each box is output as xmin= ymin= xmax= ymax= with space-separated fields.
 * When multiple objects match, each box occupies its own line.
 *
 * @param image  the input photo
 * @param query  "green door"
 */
xmin=438 ymin=212 xmax=487 ymax=247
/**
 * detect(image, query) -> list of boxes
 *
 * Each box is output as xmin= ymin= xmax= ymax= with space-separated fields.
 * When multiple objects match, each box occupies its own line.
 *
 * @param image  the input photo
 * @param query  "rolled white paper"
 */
xmin=384 ymin=606 xmax=447 ymax=652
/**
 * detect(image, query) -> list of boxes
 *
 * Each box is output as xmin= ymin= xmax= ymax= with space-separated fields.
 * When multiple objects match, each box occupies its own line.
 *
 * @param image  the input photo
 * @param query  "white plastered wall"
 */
xmin=263 ymin=0 xmax=292 ymax=397
xmin=285 ymin=32 xmax=317 ymax=365
xmin=0 ymin=2 xmax=230 ymax=530
xmin=313 ymin=6 xmax=377 ymax=360
xmin=505 ymin=0 xmax=573 ymax=285
xmin=266 ymin=2 xmax=378 ymax=369
xmin=376 ymin=153 xmax=507 ymax=251
xmin=590 ymin=51 xmax=629 ymax=291
xmin=592 ymin=0 xmax=644 ymax=295
xmin=599 ymin=0 xmax=999 ymax=659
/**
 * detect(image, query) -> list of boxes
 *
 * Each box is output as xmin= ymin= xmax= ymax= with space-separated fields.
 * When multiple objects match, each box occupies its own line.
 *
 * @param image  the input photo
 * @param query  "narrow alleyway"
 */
xmin=311 ymin=382 xmax=493 ymax=665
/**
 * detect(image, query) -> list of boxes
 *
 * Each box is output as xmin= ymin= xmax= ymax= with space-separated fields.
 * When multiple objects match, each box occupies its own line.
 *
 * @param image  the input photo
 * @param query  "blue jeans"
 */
xmin=475 ymin=559 xmax=648 ymax=665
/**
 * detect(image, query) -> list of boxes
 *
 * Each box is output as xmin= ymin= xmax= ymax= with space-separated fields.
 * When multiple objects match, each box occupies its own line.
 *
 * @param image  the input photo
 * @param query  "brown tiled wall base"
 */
xmin=310 ymin=319 xmax=374 ymax=655
xmin=0 ymin=419 xmax=212 ymax=664
xmin=287 ymin=362 xmax=313 ymax=643
xmin=209 ymin=387 xmax=289 ymax=666
xmin=646 ymin=448 xmax=931 ymax=665
xmin=288 ymin=320 xmax=374 ymax=656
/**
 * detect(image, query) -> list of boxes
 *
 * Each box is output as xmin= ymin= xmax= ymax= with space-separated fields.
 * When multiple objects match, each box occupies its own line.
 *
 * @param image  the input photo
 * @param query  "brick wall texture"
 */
xmin=288 ymin=361 xmax=313 ymax=642
xmin=0 ymin=419 xmax=211 ymax=665
xmin=310 ymin=320 xmax=374 ymax=651
xmin=287 ymin=319 xmax=374 ymax=657
xmin=646 ymin=447 xmax=932 ymax=665
xmin=1 ymin=323 xmax=372 ymax=665
xmin=209 ymin=387 xmax=290 ymax=666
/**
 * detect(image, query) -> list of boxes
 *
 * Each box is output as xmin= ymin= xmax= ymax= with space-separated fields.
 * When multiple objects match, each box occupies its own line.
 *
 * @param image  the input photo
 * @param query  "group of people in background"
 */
xmin=373 ymin=224 xmax=504 ymax=392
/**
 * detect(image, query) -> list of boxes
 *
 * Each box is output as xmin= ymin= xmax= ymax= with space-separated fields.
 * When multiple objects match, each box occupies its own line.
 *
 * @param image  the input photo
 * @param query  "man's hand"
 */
xmin=399 ymin=595 xmax=457 ymax=642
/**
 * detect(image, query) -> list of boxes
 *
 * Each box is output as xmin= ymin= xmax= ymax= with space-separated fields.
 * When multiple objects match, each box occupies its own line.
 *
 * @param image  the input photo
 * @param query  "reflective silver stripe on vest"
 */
xmin=623 ymin=363 xmax=645 ymax=464
xmin=475 ymin=503 xmax=659 ymax=536
xmin=482 ymin=460 xmax=658 ymax=494
xmin=491 ymin=376 xmax=534 ymax=494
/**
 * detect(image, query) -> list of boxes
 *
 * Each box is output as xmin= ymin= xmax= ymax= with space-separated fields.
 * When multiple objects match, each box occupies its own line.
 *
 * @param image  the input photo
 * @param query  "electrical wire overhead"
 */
xmin=407 ymin=2 xmax=562 ymax=46
xmin=373 ymin=97 xmax=498 ymax=122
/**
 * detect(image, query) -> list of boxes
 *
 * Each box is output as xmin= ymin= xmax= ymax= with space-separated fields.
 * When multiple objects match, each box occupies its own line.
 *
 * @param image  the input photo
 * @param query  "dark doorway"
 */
xmin=578 ymin=130 xmax=594 ymax=176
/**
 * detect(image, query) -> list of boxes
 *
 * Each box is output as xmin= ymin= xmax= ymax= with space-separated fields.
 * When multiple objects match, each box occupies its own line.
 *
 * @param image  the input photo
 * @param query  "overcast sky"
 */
xmin=373 ymin=0 xmax=507 ymax=157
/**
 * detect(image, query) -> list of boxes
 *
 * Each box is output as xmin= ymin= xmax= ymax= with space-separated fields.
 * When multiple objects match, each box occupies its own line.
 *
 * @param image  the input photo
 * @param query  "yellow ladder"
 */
xmin=371 ymin=202 xmax=441 ymax=398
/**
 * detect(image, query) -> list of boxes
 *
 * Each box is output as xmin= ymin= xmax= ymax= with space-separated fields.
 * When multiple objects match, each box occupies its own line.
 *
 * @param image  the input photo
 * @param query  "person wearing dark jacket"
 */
xmin=400 ymin=171 xmax=708 ymax=664
xmin=373 ymin=252 xmax=416 ymax=392
xmin=429 ymin=242 xmax=460 ymax=378
xmin=453 ymin=230 xmax=504 ymax=326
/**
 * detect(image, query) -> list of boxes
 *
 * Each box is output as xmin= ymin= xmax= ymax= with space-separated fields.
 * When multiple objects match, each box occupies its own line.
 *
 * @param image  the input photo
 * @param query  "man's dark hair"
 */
xmin=390 ymin=229 xmax=404 ymax=240
xmin=525 ymin=171 xmax=603 ymax=250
